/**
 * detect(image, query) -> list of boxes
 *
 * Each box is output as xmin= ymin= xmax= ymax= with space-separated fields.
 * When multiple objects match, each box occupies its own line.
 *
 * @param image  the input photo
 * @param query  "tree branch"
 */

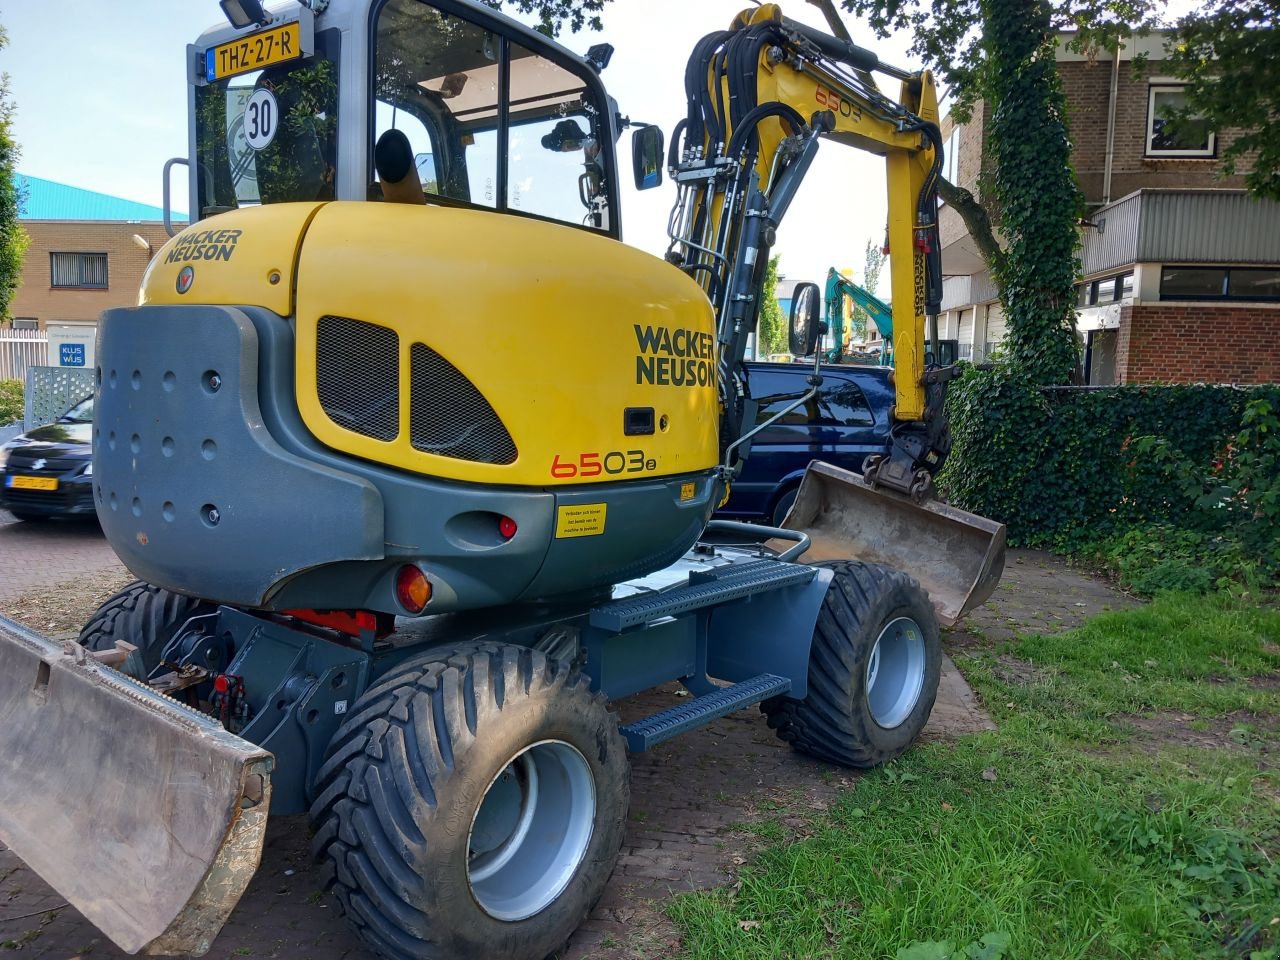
xmin=806 ymin=0 xmax=855 ymax=44
xmin=937 ymin=176 xmax=1006 ymax=279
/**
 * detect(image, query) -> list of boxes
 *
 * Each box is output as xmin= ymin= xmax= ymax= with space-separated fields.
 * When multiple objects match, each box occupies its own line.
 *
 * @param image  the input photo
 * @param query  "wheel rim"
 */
xmin=865 ymin=616 xmax=926 ymax=729
xmin=466 ymin=739 xmax=596 ymax=921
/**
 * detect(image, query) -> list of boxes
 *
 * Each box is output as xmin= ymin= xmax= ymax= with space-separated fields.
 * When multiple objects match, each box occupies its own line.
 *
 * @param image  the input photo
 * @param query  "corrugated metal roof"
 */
xmin=1081 ymin=190 xmax=1280 ymax=276
xmin=17 ymin=174 xmax=187 ymax=222
xmin=1081 ymin=192 xmax=1142 ymax=276
xmin=1137 ymin=191 xmax=1280 ymax=264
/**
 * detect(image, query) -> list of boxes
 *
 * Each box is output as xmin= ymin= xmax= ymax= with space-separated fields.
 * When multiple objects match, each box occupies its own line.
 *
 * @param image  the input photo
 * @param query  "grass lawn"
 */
xmin=668 ymin=594 xmax=1280 ymax=960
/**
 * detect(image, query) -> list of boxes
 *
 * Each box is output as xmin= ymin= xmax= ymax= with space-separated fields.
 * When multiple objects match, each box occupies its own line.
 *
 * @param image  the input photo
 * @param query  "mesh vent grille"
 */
xmin=316 ymin=316 xmax=400 ymax=442
xmin=410 ymin=343 xmax=517 ymax=464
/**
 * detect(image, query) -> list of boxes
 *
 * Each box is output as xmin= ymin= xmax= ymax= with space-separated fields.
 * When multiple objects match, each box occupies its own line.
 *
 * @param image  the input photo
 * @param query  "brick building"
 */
xmin=937 ymin=33 xmax=1280 ymax=384
xmin=10 ymin=175 xmax=184 ymax=335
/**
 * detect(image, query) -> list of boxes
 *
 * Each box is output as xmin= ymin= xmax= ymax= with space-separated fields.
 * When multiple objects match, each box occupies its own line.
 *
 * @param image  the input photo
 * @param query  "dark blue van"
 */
xmin=716 ymin=362 xmax=894 ymax=526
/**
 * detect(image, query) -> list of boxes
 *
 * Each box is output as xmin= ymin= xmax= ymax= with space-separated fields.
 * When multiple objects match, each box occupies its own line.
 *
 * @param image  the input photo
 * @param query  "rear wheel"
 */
xmin=763 ymin=560 xmax=940 ymax=767
xmin=79 ymin=580 xmax=217 ymax=676
xmin=309 ymin=642 xmax=629 ymax=960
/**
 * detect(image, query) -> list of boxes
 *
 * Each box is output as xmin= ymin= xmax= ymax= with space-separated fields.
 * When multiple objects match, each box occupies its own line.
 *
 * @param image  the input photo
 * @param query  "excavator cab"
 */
xmin=185 ymin=0 xmax=623 ymax=231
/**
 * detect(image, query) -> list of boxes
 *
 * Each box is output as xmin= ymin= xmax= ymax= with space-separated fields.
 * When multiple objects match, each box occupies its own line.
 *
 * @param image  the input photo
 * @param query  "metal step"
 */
xmin=619 ymin=673 xmax=792 ymax=751
xmin=590 ymin=559 xmax=815 ymax=633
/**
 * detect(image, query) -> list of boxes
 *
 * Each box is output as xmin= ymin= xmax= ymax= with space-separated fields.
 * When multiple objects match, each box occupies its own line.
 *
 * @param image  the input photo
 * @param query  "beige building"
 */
xmin=10 ymin=175 xmax=183 ymax=334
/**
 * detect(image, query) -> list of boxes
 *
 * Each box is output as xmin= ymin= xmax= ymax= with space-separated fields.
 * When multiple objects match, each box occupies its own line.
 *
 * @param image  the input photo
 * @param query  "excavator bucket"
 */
xmin=0 ymin=614 xmax=272 ymax=956
xmin=781 ymin=461 xmax=1006 ymax=625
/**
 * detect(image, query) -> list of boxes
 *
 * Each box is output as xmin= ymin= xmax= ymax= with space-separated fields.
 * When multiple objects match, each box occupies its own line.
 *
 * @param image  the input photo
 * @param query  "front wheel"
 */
xmin=309 ymin=642 xmax=630 ymax=960
xmin=770 ymin=487 xmax=798 ymax=528
xmin=763 ymin=560 xmax=941 ymax=767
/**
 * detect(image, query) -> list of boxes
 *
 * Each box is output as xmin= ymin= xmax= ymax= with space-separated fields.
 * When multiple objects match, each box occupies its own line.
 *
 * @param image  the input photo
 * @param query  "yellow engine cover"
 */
xmin=140 ymin=203 xmax=324 ymax=316
xmin=294 ymin=202 xmax=720 ymax=486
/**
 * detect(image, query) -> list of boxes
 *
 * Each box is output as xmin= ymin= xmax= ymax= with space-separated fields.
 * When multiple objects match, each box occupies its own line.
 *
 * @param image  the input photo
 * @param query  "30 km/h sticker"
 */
xmin=244 ymin=88 xmax=279 ymax=151
xmin=555 ymin=503 xmax=607 ymax=539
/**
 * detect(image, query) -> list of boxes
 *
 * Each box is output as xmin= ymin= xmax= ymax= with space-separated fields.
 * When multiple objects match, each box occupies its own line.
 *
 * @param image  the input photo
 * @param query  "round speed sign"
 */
xmin=243 ymin=88 xmax=279 ymax=151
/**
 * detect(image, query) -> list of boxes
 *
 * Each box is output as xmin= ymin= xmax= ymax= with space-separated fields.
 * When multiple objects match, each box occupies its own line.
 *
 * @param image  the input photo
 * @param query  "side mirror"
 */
xmin=631 ymin=125 xmax=665 ymax=190
xmin=788 ymin=282 xmax=823 ymax=356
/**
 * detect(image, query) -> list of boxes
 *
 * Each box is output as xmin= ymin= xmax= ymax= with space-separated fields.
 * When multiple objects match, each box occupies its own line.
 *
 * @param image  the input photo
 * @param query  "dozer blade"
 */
xmin=0 ymin=614 xmax=272 ymax=956
xmin=781 ymin=461 xmax=1006 ymax=626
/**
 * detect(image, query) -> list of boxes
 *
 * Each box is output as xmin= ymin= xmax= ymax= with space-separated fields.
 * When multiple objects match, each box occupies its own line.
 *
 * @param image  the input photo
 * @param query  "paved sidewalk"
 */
xmin=0 ymin=511 xmax=125 ymax=604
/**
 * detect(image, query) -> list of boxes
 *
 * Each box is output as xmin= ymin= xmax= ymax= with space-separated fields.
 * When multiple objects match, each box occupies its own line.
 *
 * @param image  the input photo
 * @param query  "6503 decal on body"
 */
xmin=550 ymin=450 xmax=657 ymax=479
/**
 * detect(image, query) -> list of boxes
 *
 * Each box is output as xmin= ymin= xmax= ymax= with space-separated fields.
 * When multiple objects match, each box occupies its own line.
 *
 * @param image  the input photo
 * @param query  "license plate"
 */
xmin=8 ymin=475 xmax=58 ymax=491
xmin=206 ymin=22 xmax=302 ymax=82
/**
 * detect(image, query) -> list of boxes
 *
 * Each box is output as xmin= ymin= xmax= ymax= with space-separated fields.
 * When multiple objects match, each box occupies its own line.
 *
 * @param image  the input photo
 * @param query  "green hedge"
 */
xmin=0 ymin=379 xmax=21 ymax=427
xmin=938 ymin=369 xmax=1280 ymax=551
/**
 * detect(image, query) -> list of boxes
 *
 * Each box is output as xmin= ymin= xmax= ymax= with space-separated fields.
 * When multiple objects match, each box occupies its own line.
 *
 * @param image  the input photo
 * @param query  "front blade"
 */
xmin=782 ymin=461 xmax=1006 ymax=625
xmin=0 ymin=614 xmax=272 ymax=956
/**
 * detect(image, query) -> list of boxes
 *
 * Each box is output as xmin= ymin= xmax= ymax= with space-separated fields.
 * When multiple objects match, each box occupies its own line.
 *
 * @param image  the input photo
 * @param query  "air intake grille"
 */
xmin=316 ymin=316 xmax=400 ymax=441
xmin=410 ymin=343 xmax=517 ymax=464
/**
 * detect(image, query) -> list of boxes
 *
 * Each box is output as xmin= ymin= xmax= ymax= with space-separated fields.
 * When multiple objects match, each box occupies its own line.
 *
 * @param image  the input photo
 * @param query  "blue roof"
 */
xmin=17 ymin=174 xmax=187 ymax=222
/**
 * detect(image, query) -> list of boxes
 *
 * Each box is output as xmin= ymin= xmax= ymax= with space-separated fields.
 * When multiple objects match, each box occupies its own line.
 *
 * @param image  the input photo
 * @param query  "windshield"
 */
xmin=195 ymin=38 xmax=339 ymax=218
xmin=60 ymin=395 xmax=94 ymax=424
xmin=373 ymin=0 xmax=612 ymax=231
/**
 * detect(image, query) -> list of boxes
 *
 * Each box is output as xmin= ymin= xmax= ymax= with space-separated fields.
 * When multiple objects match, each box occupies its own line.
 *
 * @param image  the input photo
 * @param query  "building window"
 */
xmin=1159 ymin=266 xmax=1280 ymax=301
xmin=11 ymin=317 xmax=38 ymax=330
xmin=1227 ymin=268 xmax=1280 ymax=300
xmin=942 ymin=129 xmax=959 ymax=186
xmin=50 ymin=252 xmax=108 ymax=289
xmin=1076 ymin=272 xmax=1134 ymax=306
xmin=1147 ymin=86 xmax=1215 ymax=158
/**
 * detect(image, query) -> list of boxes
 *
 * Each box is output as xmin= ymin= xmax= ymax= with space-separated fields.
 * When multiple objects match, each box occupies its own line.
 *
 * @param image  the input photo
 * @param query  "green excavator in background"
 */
xmin=822 ymin=266 xmax=957 ymax=365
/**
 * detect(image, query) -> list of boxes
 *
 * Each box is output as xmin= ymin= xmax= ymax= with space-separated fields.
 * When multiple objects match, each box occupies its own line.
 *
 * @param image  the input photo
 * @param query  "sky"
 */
xmin=1 ymin=0 xmax=921 ymax=294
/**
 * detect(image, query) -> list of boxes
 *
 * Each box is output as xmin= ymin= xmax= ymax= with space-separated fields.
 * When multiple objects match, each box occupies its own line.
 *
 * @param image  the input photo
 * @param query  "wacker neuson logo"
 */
xmin=633 ymin=324 xmax=716 ymax=387
xmin=165 ymin=228 xmax=244 ymax=264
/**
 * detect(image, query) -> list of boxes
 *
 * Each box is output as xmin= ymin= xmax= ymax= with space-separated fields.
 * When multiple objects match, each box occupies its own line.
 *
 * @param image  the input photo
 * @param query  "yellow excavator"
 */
xmin=0 ymin=3 xmax=1003 ymax=958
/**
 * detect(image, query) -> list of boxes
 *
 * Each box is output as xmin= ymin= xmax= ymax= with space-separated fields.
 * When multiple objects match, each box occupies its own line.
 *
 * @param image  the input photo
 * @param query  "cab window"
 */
xmin=195 ymin=39 xmax=339 ymax=217
xmin=371 ymin=0 xmax=611 ymax=231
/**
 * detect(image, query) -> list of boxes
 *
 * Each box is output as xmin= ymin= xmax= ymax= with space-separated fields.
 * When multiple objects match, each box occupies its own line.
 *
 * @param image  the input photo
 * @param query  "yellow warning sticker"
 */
xmin=679 ymin=482 xmax=696 ymax=501
xmin=555 ymin=503 xmax=608 ymax=539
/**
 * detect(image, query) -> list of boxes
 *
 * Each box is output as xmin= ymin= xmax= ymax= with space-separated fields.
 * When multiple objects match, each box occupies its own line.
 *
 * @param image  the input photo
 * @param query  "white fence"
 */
xmin=0 ymin=331 xmax=49 ymax=381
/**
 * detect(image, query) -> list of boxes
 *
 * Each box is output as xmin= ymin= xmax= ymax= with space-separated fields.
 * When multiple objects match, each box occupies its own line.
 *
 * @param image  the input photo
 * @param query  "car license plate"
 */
xmin=206 ymin=21 xmax=302 ymax=82
xmin=8 ymin=475 xmax=58 ymax=491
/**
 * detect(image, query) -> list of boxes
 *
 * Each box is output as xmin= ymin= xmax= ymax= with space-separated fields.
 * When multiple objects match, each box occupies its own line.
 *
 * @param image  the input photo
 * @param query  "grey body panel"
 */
xmin=95 ymin=304 xmax=718 ymax=613
xmin=95 ymin=306 xmax=384 ymax=606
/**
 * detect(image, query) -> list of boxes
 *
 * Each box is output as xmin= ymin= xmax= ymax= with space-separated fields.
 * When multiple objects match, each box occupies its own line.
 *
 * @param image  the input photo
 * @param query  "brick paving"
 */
xmin=0 ymin=510 xmax=126 ymax=604
xmin=0 ymin=549 xmax=1129 ymax=959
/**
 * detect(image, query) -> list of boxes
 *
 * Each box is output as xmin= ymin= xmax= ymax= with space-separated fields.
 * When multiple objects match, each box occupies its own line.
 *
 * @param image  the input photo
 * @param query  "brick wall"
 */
xmin=938 ymin=99 xmax=995 ymax=249
xmin=1059 ymin=59 xmax=1251 ymax=207
xmin=10 ymin=221 xmax=174 ymax=328
xmin=1118 ymin=303 xmax=1280 ymax=384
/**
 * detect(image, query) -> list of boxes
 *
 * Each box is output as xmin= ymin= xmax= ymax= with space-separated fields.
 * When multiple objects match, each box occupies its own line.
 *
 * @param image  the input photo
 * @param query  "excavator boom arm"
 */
xmin=665 ymin=4 xmax=948 ymax=494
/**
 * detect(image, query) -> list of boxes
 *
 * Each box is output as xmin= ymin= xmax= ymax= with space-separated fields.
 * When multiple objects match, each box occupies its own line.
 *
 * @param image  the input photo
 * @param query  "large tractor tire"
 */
xmin=78 ymin=580 xmax=217 ymax=676
xmin=310 ymin=642 xmax=630 ymax=960
xmin=763 ymin=560 xmax=941 ymax=767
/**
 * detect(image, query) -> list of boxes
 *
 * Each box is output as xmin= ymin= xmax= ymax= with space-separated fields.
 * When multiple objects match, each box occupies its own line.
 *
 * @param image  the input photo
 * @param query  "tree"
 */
xmin=847 ymin=238 xmax=886 ymax=341
xmin=758 ymin=255 xmax=787 ymax=358
xmin=835 ymin=0 xmax=1155 ymax=383
xmin=0 ymin=23 xmax=28 ymax=322
xmin=483 ymin=0 xmax=605 ymax=35
xmin=1169 ymin=0 xmax=1280 ymax=201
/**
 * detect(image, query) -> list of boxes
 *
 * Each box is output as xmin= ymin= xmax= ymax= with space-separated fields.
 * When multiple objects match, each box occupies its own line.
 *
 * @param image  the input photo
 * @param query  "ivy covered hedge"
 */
xmin=938 ymin=369 xmax=1280 ymax=554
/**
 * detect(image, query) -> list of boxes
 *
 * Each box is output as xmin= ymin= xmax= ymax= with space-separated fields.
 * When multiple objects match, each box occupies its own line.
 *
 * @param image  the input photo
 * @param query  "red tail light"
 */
xmin=395 ymin=565 xmax=432 ymax=614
